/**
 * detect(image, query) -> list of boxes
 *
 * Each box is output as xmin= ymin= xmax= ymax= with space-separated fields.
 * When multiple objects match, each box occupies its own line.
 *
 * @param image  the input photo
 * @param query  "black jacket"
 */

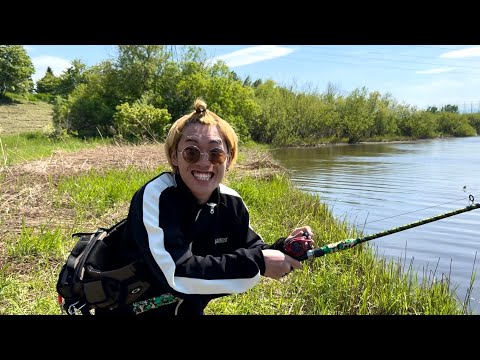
xmin=97 ymin=172 xmax=269 ymax=315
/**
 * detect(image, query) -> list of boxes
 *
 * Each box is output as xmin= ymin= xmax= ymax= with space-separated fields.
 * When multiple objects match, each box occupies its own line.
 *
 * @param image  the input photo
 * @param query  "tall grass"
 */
xmin=205 ymin=176 xmax=465 ymax=314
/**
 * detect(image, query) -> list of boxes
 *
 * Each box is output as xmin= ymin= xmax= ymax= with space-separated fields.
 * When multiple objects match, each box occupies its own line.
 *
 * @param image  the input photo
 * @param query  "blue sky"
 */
xmin=24 ymin=45 xmax=480 ymax=112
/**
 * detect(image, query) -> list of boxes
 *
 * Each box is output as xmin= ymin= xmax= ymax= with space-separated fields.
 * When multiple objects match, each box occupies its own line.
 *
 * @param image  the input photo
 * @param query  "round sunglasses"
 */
xmin=178 ymin=145 xmax=227 ymax=165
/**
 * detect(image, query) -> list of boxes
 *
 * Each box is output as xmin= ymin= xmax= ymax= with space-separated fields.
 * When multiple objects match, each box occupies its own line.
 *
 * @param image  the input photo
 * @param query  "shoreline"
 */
xmin=267 ymin=135 xmax=478 ymax=150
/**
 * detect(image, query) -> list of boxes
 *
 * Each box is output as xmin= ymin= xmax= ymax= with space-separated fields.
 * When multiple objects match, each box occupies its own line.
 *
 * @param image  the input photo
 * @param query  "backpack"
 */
xmin=56 ymin=219 xmax=151 ymax=315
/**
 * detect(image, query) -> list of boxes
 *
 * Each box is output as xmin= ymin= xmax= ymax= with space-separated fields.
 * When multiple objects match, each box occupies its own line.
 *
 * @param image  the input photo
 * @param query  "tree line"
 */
xmin=1 ymin=45 xmax=479 ymax=145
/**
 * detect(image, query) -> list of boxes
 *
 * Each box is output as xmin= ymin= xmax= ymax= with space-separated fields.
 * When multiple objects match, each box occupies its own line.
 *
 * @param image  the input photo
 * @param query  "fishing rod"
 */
xmin=284 ymin=195 xmax=480 ymax=262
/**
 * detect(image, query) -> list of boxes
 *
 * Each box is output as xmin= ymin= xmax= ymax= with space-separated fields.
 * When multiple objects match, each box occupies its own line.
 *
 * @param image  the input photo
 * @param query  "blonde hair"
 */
xmin=165 ymin=98 xmax=238 ymax=172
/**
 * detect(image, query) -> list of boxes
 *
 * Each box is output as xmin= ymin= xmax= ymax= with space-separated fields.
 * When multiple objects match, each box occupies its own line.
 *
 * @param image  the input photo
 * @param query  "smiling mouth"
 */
xmin=192 ymin=171 xmax=213 ymax=181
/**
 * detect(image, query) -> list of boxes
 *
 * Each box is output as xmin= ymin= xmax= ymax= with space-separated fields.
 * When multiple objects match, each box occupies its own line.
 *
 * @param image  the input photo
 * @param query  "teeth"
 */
xmin=193 ymin=171 xmax=212 ymax=181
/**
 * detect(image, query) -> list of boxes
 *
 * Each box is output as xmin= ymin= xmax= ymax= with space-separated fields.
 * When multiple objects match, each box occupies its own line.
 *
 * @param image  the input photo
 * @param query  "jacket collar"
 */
xmin=173 ymin=172 xmax=220 ymax=206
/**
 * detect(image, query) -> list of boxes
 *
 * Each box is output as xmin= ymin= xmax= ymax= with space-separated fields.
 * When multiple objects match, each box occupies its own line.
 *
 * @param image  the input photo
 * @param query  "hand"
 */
xmin=262 ymin=249 xmax=302 ymax=280
xmin=286 ymin=226 xmax=314 ymax=242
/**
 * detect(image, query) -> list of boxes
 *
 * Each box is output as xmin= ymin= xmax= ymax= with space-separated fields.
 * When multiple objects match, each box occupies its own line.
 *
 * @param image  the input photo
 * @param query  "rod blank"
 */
xmin=304 ymin=202 xmax=480 ymax=261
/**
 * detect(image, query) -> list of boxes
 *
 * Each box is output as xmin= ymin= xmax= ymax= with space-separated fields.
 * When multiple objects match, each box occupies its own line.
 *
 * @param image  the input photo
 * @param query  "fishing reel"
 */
xmin=283 ymin=231 xmax=315 ymax=259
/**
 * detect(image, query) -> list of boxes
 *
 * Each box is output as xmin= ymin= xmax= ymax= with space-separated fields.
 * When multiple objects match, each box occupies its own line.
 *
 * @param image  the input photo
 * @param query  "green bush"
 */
xmin=113 ymin=101 xmax=171 ymax=141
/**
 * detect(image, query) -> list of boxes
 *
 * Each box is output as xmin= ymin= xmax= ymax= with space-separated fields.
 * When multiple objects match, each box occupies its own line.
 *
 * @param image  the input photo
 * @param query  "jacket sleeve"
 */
xmin=128 ymin=175 xmax=266 ymax=296
xmin=268 ymin=237 xmax=287 ymax=251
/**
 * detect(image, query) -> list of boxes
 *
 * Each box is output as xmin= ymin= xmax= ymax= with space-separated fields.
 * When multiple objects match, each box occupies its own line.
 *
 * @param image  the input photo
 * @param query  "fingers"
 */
xmin=291 ymin=226 xmax=314 ymax=239
xmin=282 ymin=256 xmax=301 ymax=278
xmin=281 ymin=262 xmax=300 ymax=278
xmin=288 ymin=257 xmax=302 ymax=270
xmin=262 ymin=249 xmax=303 ymax=280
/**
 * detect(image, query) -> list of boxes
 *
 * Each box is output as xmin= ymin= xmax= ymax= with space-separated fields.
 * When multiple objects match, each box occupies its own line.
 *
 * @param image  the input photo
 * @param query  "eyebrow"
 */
xmin=184 ymin=135 xmax=223 ymax=146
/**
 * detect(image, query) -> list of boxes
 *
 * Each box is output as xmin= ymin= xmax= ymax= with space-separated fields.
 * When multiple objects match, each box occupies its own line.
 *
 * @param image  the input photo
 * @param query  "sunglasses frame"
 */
xmin=178 ymin=145 xmax=228 ymax=165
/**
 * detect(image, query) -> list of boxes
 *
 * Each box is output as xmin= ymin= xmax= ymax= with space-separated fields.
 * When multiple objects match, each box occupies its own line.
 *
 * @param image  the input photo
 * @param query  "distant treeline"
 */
xmin=2 ymin=45 xmax=480 ymax=145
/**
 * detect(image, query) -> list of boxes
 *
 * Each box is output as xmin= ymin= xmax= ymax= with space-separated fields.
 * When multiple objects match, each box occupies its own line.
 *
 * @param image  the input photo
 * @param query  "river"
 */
xmin=271 ymin=136 xmax=480 ymax=314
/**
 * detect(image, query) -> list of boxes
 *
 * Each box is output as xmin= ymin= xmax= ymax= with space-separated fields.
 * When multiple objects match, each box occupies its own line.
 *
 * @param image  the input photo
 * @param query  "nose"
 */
xmin=197 ymin=152 xmax=211 ymax=165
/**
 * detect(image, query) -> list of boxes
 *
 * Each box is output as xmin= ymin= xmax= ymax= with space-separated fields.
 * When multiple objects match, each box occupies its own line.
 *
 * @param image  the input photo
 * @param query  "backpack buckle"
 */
xmin=67 ymin=300 xmax=87 ymax=315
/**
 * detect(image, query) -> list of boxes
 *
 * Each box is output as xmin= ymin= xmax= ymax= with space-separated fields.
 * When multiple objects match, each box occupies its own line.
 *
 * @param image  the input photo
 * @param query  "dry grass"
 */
xmin=0 ymin=101 xmax=53 ymax=135
xmin=0 ymin=143 xmax=287 ymax=251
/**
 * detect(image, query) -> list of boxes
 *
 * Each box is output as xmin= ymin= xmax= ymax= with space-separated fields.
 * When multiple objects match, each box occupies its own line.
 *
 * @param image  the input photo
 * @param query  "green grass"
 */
xmin=56 ymin=166 xmax=167 ymax=219
xmin=0 ymin=133 xmax=471 ymax=315
xmin=0 ymin=131 xmax=113 ymax=165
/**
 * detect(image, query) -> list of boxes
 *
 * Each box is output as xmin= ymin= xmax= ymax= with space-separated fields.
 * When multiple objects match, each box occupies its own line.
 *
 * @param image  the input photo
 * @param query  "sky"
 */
xmin=24 ymin=45 xmax=480 ymax=112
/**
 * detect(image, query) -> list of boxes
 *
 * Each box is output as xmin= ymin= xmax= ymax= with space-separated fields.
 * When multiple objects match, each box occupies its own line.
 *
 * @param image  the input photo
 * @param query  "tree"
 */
xmin=0 ymin=45 xmax=35 ymax=97
xmin=252 ymin=79 xmax=263 ymax=88
xmin=243 ymin=75 xmax=252 ymax=87
xmin=56 ymin=59 xmax=87 ymax=97
xmin=36 ymin=66 xmax=59 ymax=94
xmin=440 ymin=104 xmax=459 ymax=113
xmin=114 ymin=45 xmax=169 ymax=103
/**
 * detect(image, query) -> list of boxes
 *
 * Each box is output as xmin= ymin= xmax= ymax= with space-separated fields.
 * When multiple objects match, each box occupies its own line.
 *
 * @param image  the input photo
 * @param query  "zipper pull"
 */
xmin=206 ymin=203 xmax=217 ymax=214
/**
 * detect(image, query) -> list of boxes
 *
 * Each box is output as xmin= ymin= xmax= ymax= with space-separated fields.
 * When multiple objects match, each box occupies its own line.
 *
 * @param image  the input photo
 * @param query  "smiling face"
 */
xmin=172 ymin=123 xmax=230 ymax=204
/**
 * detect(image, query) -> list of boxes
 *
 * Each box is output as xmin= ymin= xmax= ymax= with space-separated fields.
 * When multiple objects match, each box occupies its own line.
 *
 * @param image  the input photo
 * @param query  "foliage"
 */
xmin=56 ymin=59 xmax=88 ymax=97
xmin=437 ymin=112 xmax=463 ymax=136
xmin=175 ymin=60 xmax=259 ymax=141
xmin=33 ymin=92 xmax=56 ymax=103
xmin=52 ymin=62 xmax=119 ymax=137
xmin=6 ymin=44 xmax=479 ymax=145
xmin=251 ymin=80 xmax=289 ymax=144
xmin=465 ymin=114 xmax=480 ymax=134
xmin=440 ymin=104 xmax=459 ymax=113
xmin=114 ymin=45 xmax=170 ymax=104
xmin=35 ymin=67 xmax=59 ymax=94
xmin=337 ymin=87 xmax=375 ymax=143
xmin=52 ymin=95 xmax=72 ymax=135
xmin=0 ymin=45 xmax=35 ymax=97
xmin=410 ymin=111 xmax=437 ymax=139
xmin=113 ymin=100 xmax=171 ymax=141
xmin=36 ymin=60 xmax=88 ymax=98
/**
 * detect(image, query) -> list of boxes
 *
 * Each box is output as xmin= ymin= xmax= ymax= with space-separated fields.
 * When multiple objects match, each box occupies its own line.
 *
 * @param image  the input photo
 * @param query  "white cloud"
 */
xmin=440 ymin=46 xmax=480 ymax=59
xmin=209 ymin=45 xmax=294 ymax=68
xmin=31 ymin=56 xmax=72 ymax=83
xmin=416 ymin=68 xmax=456 ymax=74
xmin=394 ymin=76 xmax=480 ymax=109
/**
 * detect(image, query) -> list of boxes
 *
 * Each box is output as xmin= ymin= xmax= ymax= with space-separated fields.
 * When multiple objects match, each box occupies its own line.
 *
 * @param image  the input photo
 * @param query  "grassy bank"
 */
xmin=0 ymin=133 xmax=468 ymax=314
xmin=0 ymin=98 xmax=53 ymax=136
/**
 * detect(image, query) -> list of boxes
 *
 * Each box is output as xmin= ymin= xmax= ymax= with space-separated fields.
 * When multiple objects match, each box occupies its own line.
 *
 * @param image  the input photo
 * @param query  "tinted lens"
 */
xmin=180 ymin=146 xmax=226 ymax=165
xmin=208 ymin=148 xmax=226 ymax=165
xmin=182 ymin=146 xmax=201 ymax=163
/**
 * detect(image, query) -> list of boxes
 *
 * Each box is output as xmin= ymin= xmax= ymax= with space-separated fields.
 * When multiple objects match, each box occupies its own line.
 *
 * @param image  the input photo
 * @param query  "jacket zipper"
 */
xmin=195 ymin=203 xmax=217 ymax=221
xmin=206 ymin=203 xmax=217 ymax=214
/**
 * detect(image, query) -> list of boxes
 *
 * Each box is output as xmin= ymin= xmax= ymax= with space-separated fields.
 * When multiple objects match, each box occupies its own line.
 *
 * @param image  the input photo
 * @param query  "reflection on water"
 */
xmin=271 ymin=137 xmax=480 ymax=314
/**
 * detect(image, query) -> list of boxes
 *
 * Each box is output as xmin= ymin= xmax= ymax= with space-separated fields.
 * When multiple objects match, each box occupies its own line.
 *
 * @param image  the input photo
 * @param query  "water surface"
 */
xmin=271 ymin=137 xmax=480 ymax=314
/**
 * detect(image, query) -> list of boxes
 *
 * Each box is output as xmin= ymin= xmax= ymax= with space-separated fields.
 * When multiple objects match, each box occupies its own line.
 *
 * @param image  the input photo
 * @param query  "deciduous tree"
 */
xmin=0 ymin=45 xmax=35 ymax=97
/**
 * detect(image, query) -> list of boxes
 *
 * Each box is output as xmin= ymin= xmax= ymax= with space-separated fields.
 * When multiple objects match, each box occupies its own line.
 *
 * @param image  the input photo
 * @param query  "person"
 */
xmin=96 ymin=98 xmax=313 ymax=316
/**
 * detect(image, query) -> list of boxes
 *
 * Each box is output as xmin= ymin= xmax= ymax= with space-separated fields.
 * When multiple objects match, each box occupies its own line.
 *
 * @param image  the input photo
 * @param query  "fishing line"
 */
xmin=364 ymin=193 xmax=479 ymax=226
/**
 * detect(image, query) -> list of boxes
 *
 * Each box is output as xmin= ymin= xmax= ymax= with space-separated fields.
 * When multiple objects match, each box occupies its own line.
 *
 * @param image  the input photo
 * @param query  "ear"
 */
xmin=172 ymin=151 xmax=178 ymax=167
xmin=226 ymin=154 xmax=231 ymax=171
